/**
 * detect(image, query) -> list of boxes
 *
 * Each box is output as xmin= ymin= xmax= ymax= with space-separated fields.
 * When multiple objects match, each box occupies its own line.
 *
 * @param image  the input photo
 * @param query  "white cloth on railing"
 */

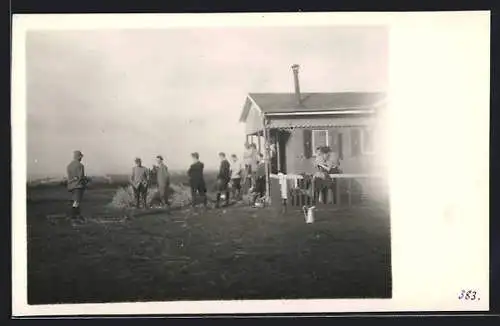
xmin=278 ymin=173 xmax=288 ymax=199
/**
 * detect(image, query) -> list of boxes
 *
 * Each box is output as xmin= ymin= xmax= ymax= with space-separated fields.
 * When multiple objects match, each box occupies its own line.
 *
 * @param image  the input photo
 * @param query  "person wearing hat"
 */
xmin=155 ymin=155 xmax=171 ymax=209
xmin=130 ymin=157 xmax=150 ymax=209
xmin=66 ymin=150 xmax=88 ymax=220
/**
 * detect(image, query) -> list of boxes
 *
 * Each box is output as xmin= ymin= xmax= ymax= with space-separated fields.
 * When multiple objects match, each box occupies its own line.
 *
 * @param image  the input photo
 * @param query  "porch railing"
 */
xmin=269 ymin=173 xmax=387 ymax=210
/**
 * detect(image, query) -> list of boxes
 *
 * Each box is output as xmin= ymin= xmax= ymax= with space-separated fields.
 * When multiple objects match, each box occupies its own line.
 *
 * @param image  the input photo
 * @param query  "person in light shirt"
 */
xmin=249 ymin=143 xmax=259 ymax=190
xmin=230 ymin=154 xmax=243 ymax=201
xmin=66 ymin=150 xmax=89 ymax=220
xmin=243 ymin=142 xmax=252 ymax=188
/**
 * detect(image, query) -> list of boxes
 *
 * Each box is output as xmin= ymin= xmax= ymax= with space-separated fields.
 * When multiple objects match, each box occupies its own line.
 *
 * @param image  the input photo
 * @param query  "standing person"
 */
xmin=66 ymin=150 xmax=88 ymax=220
xmin=187 ymin=152 xmax=207 ymax=208
xmin=249 ymin=144 xmax=259 ymax=187
xmin=215 ymin=152 xmax=231 ymax=208
xmin=230 ymin=154 xmax=243 ymax=200
xmin=130 ymin=157 xmax=149 ymax=209
xmin=251 ymin=153 xmax=267 ymax=207
xmin=243 ymin=142 xmax=253 ymax=191
xmin=155 ymin=155 xmax=171 ymax=209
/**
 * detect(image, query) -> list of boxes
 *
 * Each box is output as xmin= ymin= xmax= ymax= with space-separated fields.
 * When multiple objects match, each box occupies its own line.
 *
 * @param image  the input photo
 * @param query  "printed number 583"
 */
xmin=458 ymin=290 xmax=479 ymax=301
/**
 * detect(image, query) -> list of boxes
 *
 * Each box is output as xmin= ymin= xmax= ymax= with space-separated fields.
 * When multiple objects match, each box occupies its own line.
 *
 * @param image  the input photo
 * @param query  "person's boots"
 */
xmin=202 ymin=194 xmax=208 ymax=209
xmin=69 ymin=206 xmax=77 ymax=218
xmin=73 ymin=206 xmax=84 ymax=223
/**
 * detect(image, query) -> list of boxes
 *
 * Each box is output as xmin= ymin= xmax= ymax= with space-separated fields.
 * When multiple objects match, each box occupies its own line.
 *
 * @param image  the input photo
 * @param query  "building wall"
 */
xmin=281 ymin=124 xmax=388 ymax=204
xmin=244 ymin=104 xmax=264 ymax=135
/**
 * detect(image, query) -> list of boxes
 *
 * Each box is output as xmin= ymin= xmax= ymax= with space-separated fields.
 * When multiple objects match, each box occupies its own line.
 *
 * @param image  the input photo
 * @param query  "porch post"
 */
xmin=262 ymin=116 xmax=271 ymax=204
xmin=276 ymin=131 xmax=281 ymax=172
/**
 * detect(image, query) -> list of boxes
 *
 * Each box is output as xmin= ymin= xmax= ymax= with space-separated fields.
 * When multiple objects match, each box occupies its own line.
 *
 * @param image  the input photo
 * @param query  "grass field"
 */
xmin=26 ymin=177 xmax=392 ymax=304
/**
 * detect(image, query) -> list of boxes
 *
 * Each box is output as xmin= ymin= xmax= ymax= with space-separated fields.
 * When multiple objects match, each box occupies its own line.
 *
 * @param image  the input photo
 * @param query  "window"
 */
xmin=312 ymin=129 xmax=329 ymax=154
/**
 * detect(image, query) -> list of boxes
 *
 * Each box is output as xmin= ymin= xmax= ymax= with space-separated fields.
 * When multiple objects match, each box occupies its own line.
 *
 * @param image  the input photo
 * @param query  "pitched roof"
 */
xmin=240 ymin=92 xmax=386 ymax=122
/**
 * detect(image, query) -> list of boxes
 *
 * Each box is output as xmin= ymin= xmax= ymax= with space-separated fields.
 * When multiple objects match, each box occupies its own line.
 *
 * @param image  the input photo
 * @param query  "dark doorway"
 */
xmin=276 ymin=130 xmax=290 ymax=173
xmin=269 ymin=129 xmax=290 ymax=174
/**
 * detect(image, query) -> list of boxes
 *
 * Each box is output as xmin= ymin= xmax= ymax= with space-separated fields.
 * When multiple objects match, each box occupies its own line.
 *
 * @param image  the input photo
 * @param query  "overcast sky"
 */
xmin=26 ymin=26 xmax=388 ymax=177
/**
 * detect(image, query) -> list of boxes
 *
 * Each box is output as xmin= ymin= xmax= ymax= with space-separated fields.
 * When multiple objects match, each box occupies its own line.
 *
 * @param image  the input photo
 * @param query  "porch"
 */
xmin=269 ymin=173 xmax=388 ymax=211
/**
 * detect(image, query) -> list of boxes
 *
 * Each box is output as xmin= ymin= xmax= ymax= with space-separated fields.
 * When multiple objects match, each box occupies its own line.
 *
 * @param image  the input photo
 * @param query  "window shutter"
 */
xmin=303 ymin=129 xmax=313 ymax=159
xmin=338 ymin=133 xmax=344 ymax=160
xmin=351 ymin=129 xmax=361 ymax=157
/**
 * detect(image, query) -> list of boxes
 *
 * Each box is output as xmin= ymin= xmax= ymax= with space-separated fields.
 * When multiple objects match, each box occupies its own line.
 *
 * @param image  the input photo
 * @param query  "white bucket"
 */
xmin=303 ymin=206 xmax=315 ymax=224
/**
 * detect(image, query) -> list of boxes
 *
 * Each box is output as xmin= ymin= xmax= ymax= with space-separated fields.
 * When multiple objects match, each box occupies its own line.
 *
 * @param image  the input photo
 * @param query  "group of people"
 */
xmin=65 ymin=142 xmax=342 ymax=220
xmin=66 ymin=151 xmax=172 ymax=220
xmin=65 ymin=144 xmax=268 ymax=220
xmin=129 ymin=155 xmax=171 ymax=209
xmin=213 ymin=149 xmax=267 ymax=209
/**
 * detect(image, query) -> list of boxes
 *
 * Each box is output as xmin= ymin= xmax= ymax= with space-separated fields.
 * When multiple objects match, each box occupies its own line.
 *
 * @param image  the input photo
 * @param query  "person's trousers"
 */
xmin=244 ymin=165 xmax=253 ymax=190
xmin=252 ymin=176 xmax=266 ymax=204
xmin=133 ymin=184 xmax=148 ymax=208
xmin=69 ymin=188 xmax=85 ymax=218
xmin=158 ymin=183 xmax=170 ymax=206
xmin=191 ymin=183 xmax=207 ymax=207
xmin=313 ymin=177 xmax=337 ymax=204
xmin=216 ymin=179 xmax=230 ymax=207
xmin=231 ymin=178 xmax=242 ymax=200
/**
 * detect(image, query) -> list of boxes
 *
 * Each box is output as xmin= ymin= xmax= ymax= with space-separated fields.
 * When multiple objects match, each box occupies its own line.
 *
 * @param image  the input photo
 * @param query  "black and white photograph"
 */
xmin=12 ymin=12 xmax=490 ymax=316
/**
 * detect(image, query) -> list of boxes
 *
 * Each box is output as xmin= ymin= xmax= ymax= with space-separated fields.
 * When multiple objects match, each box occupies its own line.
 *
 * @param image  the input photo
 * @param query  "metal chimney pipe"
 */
xmin=291 ymin=64 xmax=301 ymax=105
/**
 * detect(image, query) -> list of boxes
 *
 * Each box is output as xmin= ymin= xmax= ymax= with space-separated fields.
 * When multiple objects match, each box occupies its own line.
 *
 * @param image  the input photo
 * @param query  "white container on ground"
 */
xmin=303 ymin=205 xmax=315 ymax=224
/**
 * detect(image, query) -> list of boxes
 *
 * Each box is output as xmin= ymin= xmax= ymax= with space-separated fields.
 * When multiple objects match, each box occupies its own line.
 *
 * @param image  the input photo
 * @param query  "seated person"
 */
xmin=313 ymin=146 xmax=338 ymax=203
xmin=326 ymin=148 xmax=341 ymax=174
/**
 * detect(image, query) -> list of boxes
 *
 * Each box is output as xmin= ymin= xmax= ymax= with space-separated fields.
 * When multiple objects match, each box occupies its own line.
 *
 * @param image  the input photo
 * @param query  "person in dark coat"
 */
xmin=188 ymin=152 xmax=207 ymax=208
xmin=155 ymin=155 xmax=170 ymax=208
xmin=66 ymin=150 xmax=88 ymax=220
xmin=215 ymin=152 xmax=231 ymax=208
